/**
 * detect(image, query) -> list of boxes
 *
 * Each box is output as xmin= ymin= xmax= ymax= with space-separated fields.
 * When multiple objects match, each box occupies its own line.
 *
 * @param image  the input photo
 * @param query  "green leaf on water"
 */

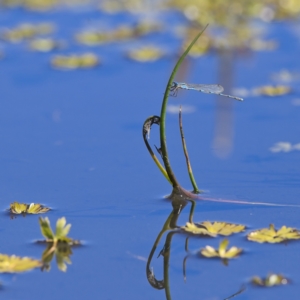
xmin=200 ymin=221 xmax=246 ymax=236
xmin=0 ymin=254 xmax=41 ymax=273
xmin=38 ymin=217 xmax=80 ymax=245
xmin=10 ymin=202 xmax=50 ymax=215
xmin=247 ymin=224 xmax=300 ymax=243
xmin=39 ymin=217 xmax=55 ymax=240
xmin=181 ymin=222 xmax=216 ymax=236
xmin=56 ymin=217 xmax=71 ymax=239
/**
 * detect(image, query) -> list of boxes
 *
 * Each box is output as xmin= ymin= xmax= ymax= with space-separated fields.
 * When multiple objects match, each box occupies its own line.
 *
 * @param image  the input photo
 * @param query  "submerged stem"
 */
xmin=160 ymin=25 xmax=208 ymax=188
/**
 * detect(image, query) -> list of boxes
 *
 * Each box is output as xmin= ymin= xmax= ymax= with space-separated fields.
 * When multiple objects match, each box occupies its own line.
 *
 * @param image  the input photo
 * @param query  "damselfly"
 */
xmin=170 ymin=81 xmax=243 ymax=101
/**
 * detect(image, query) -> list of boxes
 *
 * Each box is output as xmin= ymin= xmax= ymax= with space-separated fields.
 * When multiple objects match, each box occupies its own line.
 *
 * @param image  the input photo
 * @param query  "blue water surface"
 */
xmin=0 ymin=5 xmax=300 ymax=300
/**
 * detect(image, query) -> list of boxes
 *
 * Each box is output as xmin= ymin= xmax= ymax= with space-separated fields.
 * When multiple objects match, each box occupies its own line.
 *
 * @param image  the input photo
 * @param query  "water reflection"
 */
xmin=40 ymin=241 xmax=78 ymax=272
xmin=146 ymin=190 xmax=245 ymax=300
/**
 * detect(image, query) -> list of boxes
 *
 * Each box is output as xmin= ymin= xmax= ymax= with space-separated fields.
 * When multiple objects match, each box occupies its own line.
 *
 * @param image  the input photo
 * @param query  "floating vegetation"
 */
xmin=200 ymin=239 xmax=242 ymax=259
xmin=0 ymin=23 xmax=55 ymax=43
xmin=134 ymin=21 xmax=163 ymax=37
xmin=99 ymin=0 xmax=165 ymax=14
xmin=76 ymin=22 xmax=162 ymax=46
xmin=75 ymin=31 xmax=110 ymax=46
xmin=200 ymin=221 xmax=246 ymax=236
xmin=51 ymin=53 xmax=99 ymax=69
xmin=181 ymin=222 xmax=215 ymax=236
xmin=269 ymin=142 xmax=300 ymax=153
xmin=252 ymin=273 xmax=289 ymax=287
xmin=253 ymin=85 xmax=291 ymax=96
xmin=247 ymin=224 xmax=300 ymax=243
xmin=181 ymin=222 xmax=246 ymax=236
xmin=9 ymin=202 xmax=50 ymax=215
xmin=0 ymin=254 xmax=41 ymax=273
xmin=39 ymin=217 xmax=80 ymax=245
xmin=126 ymin=46 xmax=165 ymax=62
xmin=29 ymin=38 xmax=65 ymax=52
xmin=1 ymin=0 xmax=88 ymax=11
xmin=41 ymin=241 xmax=73 ymax=272
xmin=38 ymin=217 xmax=80 ymax=272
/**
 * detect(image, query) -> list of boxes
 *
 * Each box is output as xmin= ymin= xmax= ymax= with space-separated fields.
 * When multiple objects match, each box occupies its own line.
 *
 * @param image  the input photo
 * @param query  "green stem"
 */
xmin=160 ymin=25 xmax=208 ymax=188
xmin=179 ymin=106 xmax=201 ymax=193
xmin=143 ymin=116 xmax=171 ymax=184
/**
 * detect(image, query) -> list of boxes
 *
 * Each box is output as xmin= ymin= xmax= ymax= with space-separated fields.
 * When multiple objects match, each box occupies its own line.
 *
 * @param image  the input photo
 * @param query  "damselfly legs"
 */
xmin=170 ymin=81 xmax=243 ymax=101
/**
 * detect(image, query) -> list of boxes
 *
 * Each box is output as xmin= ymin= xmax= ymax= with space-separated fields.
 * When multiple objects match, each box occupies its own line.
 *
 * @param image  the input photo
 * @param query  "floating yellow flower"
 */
xmin=200 ymin=239 xmax=242 ymax=259
xmin=252 ymin=273 xmax=289 ymax=287
xmin=247 ymin=224 xmax=300 ymax=243
xmin=29 ymin=38 xmax=64 ymax=52
xmin=254 ymin=85 xmax=291 ymax=96
xmin=10 ymin=202 xmax=50 ymax=214
xmin=1 ymin=23 xmax=54 ymax=43
xmin=51 ymin=53 xmax=99 ymax=69
xmin=0 ymin=254 xmax=41 ymax=273
xmin=75 ymin=31 xmax=110 ymax=46
xmin=126 ymin=46 xmax=164 ymax=62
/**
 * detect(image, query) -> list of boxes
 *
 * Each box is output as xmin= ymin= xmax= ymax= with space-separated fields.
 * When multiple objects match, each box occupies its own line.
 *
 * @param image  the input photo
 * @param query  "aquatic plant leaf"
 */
xmin=252 ymin=273 xmax=289 ymax=287
xmin=181 ymin=222 xmax=216 ymax=236
xmin=51 ymin=53 xmax=99 ymax=69
xmin=27 ymin=203 xmax=50 ymax=214
xmin=56 ymin=217 xmax=71 ymax=239
xmin=127 ymin=46 xmax=164 ymax=62
xmin=29 ymin=38 xmax=64 ymax=52
xmin=200 ymin=221 xmax=246 ymax=236
xmin=1 ymin=23 xmax=54 ymax=42
xmin=0 ymin=254 xmax=41 ymax=273
xmin=75 ymin=31 xmax=109 ymax=45
xmin=254 ymin=85 xmax=291 ymax=96
xmin=10 ymin=202 xmax=50 ymax=215
xmin=39 ymin=217 xmax=80 ymax=245
xmin=39 ymin=217 xmax=55 ymax=240
xmin=247 ymin=224 xmax=300 ymax=243
xmin=200 ymin=239 xmax=242 ymax=259
xmin=10 ymin=202 xmax=28 ymax=214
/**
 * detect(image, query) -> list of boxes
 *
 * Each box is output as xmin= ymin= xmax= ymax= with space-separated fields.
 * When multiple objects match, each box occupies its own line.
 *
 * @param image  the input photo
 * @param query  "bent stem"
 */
xmin=179 ymin=106 xmax=201 ymax=193
xmin=143 ymin=116 xmax=171 ymax=184
xmin=160 ymin=25 xmax=208 ymax=188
